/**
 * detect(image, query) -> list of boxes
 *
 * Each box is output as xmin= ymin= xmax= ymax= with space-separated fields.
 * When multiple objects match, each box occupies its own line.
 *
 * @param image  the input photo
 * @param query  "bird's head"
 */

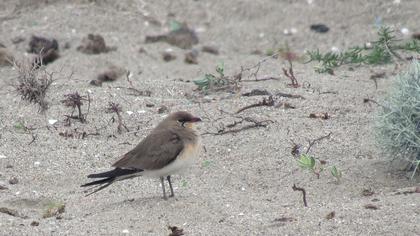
xmin=166 ymin=111 xmax=202 ymax=128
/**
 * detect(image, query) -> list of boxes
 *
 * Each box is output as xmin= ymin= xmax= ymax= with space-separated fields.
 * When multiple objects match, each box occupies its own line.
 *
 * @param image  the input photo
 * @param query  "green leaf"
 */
xmin=216 ymin=62 xmax=225 ymax=77
xmin=14 ymin=122 xmax=25 ymax=130
xmin=169 ymin=20 xmax=182 ymax=32
xmin=330 ymin=166 xmax=342 ymax=180
xmin=202 ymin=160 xmax=211 ymax=167
xmin=181 ymin=180 xmax=188 ymax=187
xmin=298 ymin=154 xmax=316 ymax=169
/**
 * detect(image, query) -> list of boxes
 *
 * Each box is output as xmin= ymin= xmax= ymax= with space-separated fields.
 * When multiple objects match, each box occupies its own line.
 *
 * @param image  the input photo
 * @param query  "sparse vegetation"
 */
xmin=307 ymin=27 xmax=420 ymax=74
xmin=376 ymin=60 xmax=420 ymax=178
xmin=42 ymin=201 xmax=65 ymax=218
xmin=13 ymin=58 xmax=53 ymax=112
xmin=193 ymin=63 xmax=240 ymax=93
xmin=106 ymin=102 xmax=129 ymax=134
xmin=61 ymin=92 xmax=90 ymax=123
xmin=297 ymin=153 xmax=342 ymax=182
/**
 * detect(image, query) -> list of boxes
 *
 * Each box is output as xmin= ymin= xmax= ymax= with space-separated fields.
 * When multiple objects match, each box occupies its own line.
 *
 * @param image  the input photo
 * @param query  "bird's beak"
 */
xmin=190 ymin=117 xmax=202 ymax=122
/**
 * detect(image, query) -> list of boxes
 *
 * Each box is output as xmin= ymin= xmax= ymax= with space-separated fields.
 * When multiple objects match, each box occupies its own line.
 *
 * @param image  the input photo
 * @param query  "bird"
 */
xmin=81 ymin=111 xmax=202 ymax=199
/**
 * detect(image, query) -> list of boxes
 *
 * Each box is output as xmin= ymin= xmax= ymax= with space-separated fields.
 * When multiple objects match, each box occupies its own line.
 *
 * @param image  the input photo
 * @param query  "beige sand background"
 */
xmin=0 ymin=0 xmax=419 ymax=235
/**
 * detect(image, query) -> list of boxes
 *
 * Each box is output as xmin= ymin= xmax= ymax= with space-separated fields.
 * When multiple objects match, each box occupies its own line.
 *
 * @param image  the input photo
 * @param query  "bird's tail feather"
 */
xmin=81 ymin=168 xmax=143 ymax=196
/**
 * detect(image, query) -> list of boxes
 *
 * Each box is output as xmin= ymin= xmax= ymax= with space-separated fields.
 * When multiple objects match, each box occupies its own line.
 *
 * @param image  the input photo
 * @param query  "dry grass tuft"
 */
xmin=13 ymin=58 xmax=53 ymax=112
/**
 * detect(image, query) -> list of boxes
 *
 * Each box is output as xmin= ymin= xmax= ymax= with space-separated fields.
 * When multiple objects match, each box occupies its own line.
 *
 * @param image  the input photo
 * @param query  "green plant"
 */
xmin=193 ymin=62 xmax=238 ymax=92
xmin=307 ymin=27 xmax=420 ymax=74
xmin=43 ymin=201 xmax=65 ymax=218
xmin=297 ymin=154 xmax=342 ymax=182
xmin=330 ymin=166 xmax=342 ymax=182
xmin=376 ymin=60 xmax=420 ymax=178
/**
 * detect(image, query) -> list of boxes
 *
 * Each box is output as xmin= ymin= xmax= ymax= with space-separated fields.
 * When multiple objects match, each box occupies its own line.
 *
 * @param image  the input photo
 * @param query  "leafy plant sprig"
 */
xmin=297 ymin=154 xmax=342 ymax=182
xmin=307 ymin=27 xmax=420 ymax=74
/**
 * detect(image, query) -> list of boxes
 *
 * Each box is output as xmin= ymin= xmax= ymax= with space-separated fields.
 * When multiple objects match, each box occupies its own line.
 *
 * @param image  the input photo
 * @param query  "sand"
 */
xmin=0 ymin=0 xmax=419 ymax=235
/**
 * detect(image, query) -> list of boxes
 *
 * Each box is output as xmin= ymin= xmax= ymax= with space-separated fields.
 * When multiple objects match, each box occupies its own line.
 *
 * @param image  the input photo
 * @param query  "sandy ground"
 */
xmin=0 ymin=0 xmax=419 ymax=235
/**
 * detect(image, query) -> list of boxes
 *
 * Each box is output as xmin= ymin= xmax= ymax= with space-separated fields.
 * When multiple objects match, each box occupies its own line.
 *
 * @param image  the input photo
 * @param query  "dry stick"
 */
xmin=28 ymin=133 xmax=37 ymax=145
xmin=115 ymin=110 xmax=129 ymax=134
xmin=236 ymin=96 xmax=275 ymax=114
xmin=232 ymin=53 xmax=280 ymax=81
xmin=292 ymin=184 xmax=308 ymax=207
xmin=202 ymin=117 xmax=273 ymax=136
xmin=305 ymin=132 xmax=332 ymax=154
xmin=282 ymin=58 xmax=299 ymax=87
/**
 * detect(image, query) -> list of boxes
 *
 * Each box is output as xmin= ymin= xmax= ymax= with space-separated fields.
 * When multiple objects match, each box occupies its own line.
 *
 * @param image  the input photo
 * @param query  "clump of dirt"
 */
xmin=168 ymin=226 xmax=184 ymax=236
xmin=77 ymin=34 xmax=114 ymax=54
xmin=184 ymin=49 xmax=199 ymax=64
xmin=90 ymin=65 xmax=126 ymax=86
xmin=162 ymin=51 xmax=176 ymax=62
xmin=28 ymin=35 xmax=60 ymax=65
xmin=201 ymin=45 xmax=219 ymax=55
xmin=145 ymin=23 xmax=199 ymax=49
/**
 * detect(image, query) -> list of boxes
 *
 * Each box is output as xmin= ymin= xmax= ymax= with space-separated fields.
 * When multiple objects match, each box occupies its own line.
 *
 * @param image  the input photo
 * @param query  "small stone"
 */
xmin=90 ymin=79 xmax=103 ymax=86
xmin=30 ymin=221 xmax=39 ymax=226
xmin=310 ymin=24 xmax=330 ymax=33
xmin=162 ymin=52 xmax=176 ymax=62
xmin=157 ymin=105 xmax=169 ymax=114
xmin=122 ymin=229 xmax=129 ymax=234
xmin=146 ymin=103 xmax=155 ymax=107
xmin=9 ymin=177 xmax=19 ymax=185
xmin=184 ymin=49 xmax=198 ymax=64
xmin=331 ymin=46 xmax=340 ymax=52
xmin=201 ymin=45 xmax=219 ymax=55
xmin=401 ymin=27 xmax=410 ymax=35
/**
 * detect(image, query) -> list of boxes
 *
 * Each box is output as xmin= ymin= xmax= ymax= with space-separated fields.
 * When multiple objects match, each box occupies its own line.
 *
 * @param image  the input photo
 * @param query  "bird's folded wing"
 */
xmin=112 ymin=129 xmax=184 ymax=170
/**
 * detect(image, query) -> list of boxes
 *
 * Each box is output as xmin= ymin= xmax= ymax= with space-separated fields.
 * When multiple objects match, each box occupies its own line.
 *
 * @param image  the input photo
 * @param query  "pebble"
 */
xmin=9 ymin=177 xmax=18 ymax=185
xmin=401 ymin=27 xmax=410 ymax=35
xmin=48 ymin=119 xmax=58 ymax=125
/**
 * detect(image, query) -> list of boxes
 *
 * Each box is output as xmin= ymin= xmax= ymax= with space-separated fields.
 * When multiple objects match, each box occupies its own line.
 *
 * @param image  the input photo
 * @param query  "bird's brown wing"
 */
xmin=112 ymin=128 xmax=184 ymax=170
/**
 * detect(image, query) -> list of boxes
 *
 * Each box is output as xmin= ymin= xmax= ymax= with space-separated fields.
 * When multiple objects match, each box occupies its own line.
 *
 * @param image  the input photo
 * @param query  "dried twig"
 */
xmin=292 ymin=184 xmax=308 ymax=207
xmin=305 ymin=132 xmax=332 ymax=154
xmin=236 ymin=96 xmax=275 ymax=114
xmin=106 ymin=102 xmax=129 ymax=134
xmin=202 ymin=117 xmax=273 ymax=136
xmin=282 ymin=58 xmax=299 ymax=88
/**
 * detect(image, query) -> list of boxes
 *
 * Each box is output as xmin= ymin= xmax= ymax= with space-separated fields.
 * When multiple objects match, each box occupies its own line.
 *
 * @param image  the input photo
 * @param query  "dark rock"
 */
xmin=145 ymin=23 xmax=198 ymax=49
xmin=77 ymin=34 xmax=114 ymax=54
xmin=201 ymin=45 xmax=219 ymax=55
xmin=242 ymin=89 xmax=271 ymax=97
xmin=157 ymin=105 xmax=169 ymax=114
xmin=162 ymin=52 xmax=176 ymax=62
xmin=28 ymin=35 xmax=60 ymax=65
xmin=310 ymin=24 xmax=330 ymax=33
xmin=184 ymin=49 xmax=198 ymax=64
xmin=30 ymin=221 xmax=39 ymax=226
xmin=8 ymin=176 xmax=18 ymax=185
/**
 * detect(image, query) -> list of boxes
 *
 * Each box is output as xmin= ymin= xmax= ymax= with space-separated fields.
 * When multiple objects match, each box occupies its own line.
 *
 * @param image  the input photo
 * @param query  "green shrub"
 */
xmin=376 ymin=60 xmax=420 ymax=177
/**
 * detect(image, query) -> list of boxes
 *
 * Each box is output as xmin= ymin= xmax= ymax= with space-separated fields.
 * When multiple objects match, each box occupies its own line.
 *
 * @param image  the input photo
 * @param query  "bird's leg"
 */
xmin=167 ymin=175 xmax=175 ymax=198
xmin=160 ymin=177 xmax=167 ymax=200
